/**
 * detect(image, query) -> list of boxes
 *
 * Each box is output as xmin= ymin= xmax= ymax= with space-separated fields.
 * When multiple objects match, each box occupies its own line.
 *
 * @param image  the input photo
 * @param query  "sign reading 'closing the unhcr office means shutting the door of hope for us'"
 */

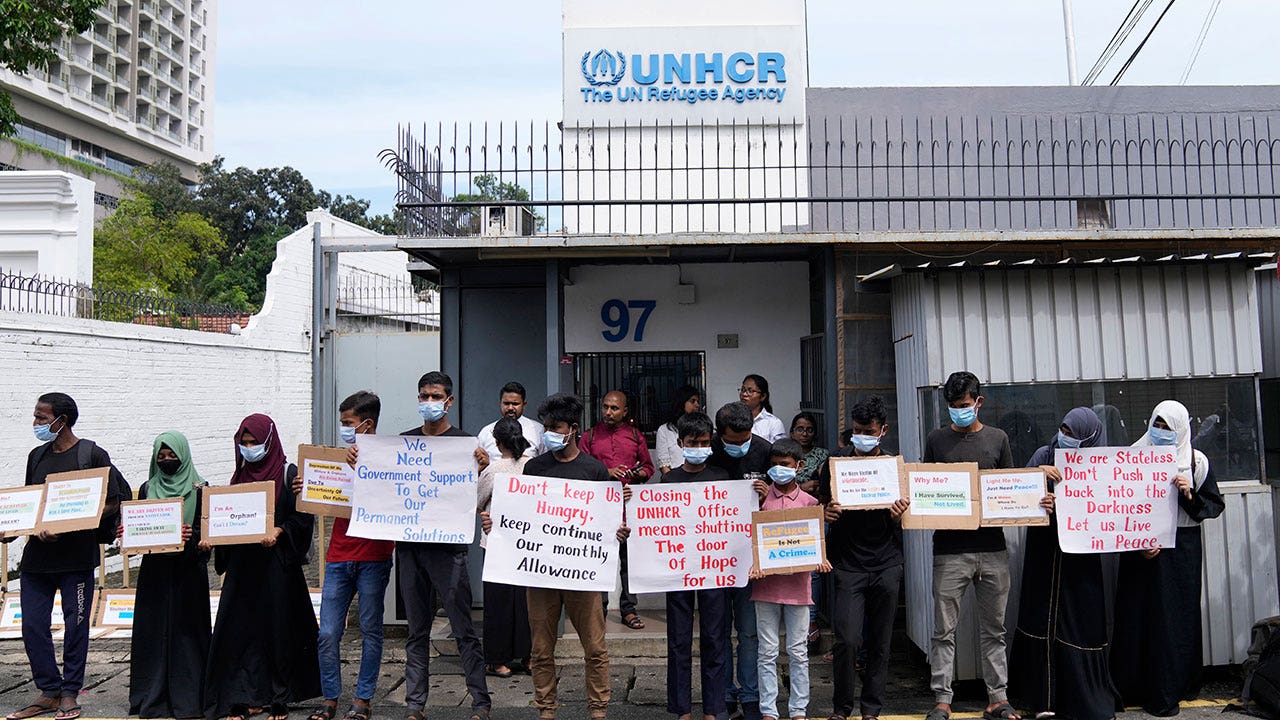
xmin=347 ymin=435 xmax=479 ymax=544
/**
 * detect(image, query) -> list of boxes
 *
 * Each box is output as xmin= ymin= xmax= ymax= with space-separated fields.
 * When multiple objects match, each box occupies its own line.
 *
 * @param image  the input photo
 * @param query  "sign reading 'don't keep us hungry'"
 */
xmin=347 ymin=434 xmax=478 ymax=544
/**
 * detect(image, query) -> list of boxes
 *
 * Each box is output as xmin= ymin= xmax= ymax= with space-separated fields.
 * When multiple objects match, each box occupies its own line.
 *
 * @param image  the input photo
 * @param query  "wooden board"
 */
xmin=828 ymin=454 xmax=904 ymax=510
xmin=978 ymin=469 xmax=1050 ymax=527
xmin=900 ymin=462 xmax=980 ymax=530
xmin=120 ymin=498 xmax=186 ymax=554
xmin=38 ymin=467 xmax=109 ymax=534
xmin=200 ymin=482 xmax=276 ymax=546
xmin=295 ymin=444 xmax=355 ymax=518
xmin=751 ymin=505 xmax=826 ymax=576
xmin=0 ymin=485 xmax=47 ymax=539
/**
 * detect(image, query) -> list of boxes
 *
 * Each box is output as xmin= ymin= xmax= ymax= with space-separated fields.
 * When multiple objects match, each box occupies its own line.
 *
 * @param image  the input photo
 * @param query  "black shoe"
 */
xmin=727 ymin=703 xmax=743 ymax=720
xmin=741 ymin=701 xmax=762 ymax=720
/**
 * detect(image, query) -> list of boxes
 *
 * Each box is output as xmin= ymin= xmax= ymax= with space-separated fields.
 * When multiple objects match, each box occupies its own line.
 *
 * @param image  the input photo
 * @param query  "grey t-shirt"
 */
xmin=922 ymin=424 xmax=1014 ymax=555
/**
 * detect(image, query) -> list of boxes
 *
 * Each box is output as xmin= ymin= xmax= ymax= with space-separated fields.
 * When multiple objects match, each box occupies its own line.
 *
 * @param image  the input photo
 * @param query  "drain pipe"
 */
xmin=310 ymin=222 xmax=323 ymax=444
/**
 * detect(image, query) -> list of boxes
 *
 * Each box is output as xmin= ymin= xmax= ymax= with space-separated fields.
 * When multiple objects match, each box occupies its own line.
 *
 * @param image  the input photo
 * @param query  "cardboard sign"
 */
xmin=347 ymin=435 xmax=479 ymax=544
xmin=1054 ymin=446 xmax=1179 ymax=554
xmin=0 ymin=592 xmax=65 ymax=630
xmin=39 ymin=468 xmax=109 ymax=534
xmin=900 ymin=463 xmax=980 ymax=530
xmin=829 ymin=455 xmax=903 ymax=509
xmin=483 ymin=475 xmax=624 ymax=591
xmin=309 ymin=588 xmax=322 ymax=623
xmin=120 ymin=498 xmax=186 ymax=554
xmin=296 ymin=445 xmax=355 ymax=518
xmin=626 ymin=480 xmax=756 ymax=592
xmin=752 ymin=505 xmax=826 ymax=576
xmin=209 ymin=591 xmax=220 ymax=626
xmin=0 ymin=486 xmax=46 ymax=538
xmin=94 ymin=589 xmax=136 ymax=628
xmin=979 ymin=470 xmax=1050 ymax=527
xmin=201 ymin=482 xmax=275 ymax=546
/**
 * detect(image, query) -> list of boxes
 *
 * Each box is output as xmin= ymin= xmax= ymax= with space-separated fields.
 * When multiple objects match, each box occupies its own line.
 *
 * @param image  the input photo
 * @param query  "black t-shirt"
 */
xmin=524 ymin=450 xmax=611 ymax=481
xmin=23 ymin=440 xmax=123 ymax=574
xmin=709 ymin=434 xmax=773 ymax=477
xmin=661 ymin=465 xmax=731 ymax=484
xmin=922 ymin=424 xmax=1014 ymax=555
xmin=401 ymin=425 xmax=471 ymax=437
xmin=826 ymin=447 xmax=903 ymax=572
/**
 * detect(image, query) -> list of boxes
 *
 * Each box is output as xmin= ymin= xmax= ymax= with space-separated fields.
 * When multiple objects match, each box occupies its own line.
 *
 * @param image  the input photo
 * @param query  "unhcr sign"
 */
xmin=578 ymin=49 xmax=789 ymax=107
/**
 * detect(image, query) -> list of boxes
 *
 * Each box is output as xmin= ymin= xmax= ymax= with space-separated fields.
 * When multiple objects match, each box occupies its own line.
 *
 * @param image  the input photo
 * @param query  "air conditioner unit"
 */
xmin=480 ymin=205 xmax=536 ymax=237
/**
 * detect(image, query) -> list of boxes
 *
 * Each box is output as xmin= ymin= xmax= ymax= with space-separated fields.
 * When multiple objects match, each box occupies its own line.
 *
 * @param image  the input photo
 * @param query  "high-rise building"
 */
xmin=0 ymin=0 xmax=216 ymax=213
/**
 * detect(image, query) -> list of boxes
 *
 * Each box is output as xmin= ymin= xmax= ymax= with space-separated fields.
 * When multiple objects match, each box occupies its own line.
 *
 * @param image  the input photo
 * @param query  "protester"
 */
xmin=662 ymin=412 xmax=731 ymax=720
xmin=477 ymin=382 xmax=544 ymax=462
xmin=6 ymin=393 xmax=125 ymax=720
xmin=740 ymin=375 xmax=786 ymax=442
xmin=477 ymin=418 xmax=533 ymax=679
xmin=579 ymin=390 xmax=654 ymax=630
xmin=1008 ymin=407 xmax=1116 ymax=720
xmin=397 ymin=372 xmax=491 ymax=720
xmin=823 ymin=396 xmax=909 ymax=720
xmin=205 ymin=414 xmax=319 ymax=720
xmin=294 ymin=392 xmax=393 ymax=720
xmin=1111 ymin=400 xmax=1224 ymax=716
xmin=129 ymin=431 xmax=210 ymax=719
xmin=750 ymin=439 xmax=829 ymax=720
xmin=654 ymin=385 xmax=703 ymax=479
xmin=790 ymin=411 xmax=829 ymax=643
xmin=923 ymin=372 xmax=1017 ymax=720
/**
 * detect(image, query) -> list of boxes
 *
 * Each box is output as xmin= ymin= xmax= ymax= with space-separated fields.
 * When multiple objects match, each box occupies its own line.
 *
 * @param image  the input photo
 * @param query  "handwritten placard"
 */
xmin=201 ymin=482 xmax=275 ymax=546
xmin=829 ymin=455 xmax=903 ymax=509
xmin=752 ymin=505 xmax=825 ymax=576
xmin=296 ymin=445 xmax=355 ymax=518
xmin=94 ymin=589 xmax=136 ymax=628
xmin=0 ymin=593 xmax=64 ymax=630
xmin=625 ymin=480 xmax=755 ymax=592
xmin=900 ymin=463 xmax=980 ymax=530
xmin=1055 ymin=447 xmax=1179 ymax=554
xmin=979 ymin=470 xmax=1049 ymax=527
xmin=121 ymin=498 xmax=186 ymax=554
xmin=483 ymin=475 xmax=623 ymax=591
xmin=0 ymin=486 xmax=46 ymax=538
xmin=39 ymin=468 xmax=109 ymax=534
xmin=347 ymin=435 xmax=478 ymax=544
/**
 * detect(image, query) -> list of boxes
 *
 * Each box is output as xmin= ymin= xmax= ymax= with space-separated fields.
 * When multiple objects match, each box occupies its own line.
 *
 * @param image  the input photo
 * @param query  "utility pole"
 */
xmin=1062 ymin=0 xmax=1080 ymax=85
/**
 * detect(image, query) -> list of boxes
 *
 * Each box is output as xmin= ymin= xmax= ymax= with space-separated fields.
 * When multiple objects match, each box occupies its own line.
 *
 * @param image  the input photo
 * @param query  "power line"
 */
xmin=1110 ymin=0 xmax=1180 ymax=86
xmin=1083 ymin=0 xmax=1154 ymax=85
xmin=1180 ymin=0 xmax=1224 ymax=84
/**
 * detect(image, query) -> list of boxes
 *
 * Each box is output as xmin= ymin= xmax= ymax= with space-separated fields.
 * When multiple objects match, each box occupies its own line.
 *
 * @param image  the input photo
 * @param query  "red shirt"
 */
xmin=579 ymin=422 xmax=655 ymax=483
xmin=327 ymin=517 xmax=394 ymax=563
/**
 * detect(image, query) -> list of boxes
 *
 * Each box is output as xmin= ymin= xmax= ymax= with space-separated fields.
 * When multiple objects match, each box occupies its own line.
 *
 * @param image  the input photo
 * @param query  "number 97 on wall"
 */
xmin=601 ymin=299 xmax=656 ymax=342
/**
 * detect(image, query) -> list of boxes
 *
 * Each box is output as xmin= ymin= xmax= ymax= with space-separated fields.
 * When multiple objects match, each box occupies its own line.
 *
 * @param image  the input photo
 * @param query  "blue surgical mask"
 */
xmin=543 ymin=430 xmax=570 ymax=452
xmin=949 ymin=406 xmax=977 ymax=428
xmin=767 ymin=465 xmax=797 ymax=484
xmin=33 ymin=423 xmax=58 ymax=443
xmin=419 ymin=401 xmax=447 ymax=422
xmin=1057 ymin=431 xmax=1082 ymax=449
xmin=850 ymin=433 xmax=882 ymax=453
xmin=1148 ymin=426 xmax=1178 ymax=446
xmin=239 ymin=443 xmax=267 ymax=463
xmin=339 ymin=426 xmax=358 ymax=445
xmin=682 ymin=446 xmax=713 ymax=465
xmin=723 ymin=439 xmax=751 ymax=458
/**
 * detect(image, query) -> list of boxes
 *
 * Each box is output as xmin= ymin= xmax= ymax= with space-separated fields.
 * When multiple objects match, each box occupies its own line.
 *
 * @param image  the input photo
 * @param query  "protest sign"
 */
xmin=209 ymin=591 xmax=220 ymax=626
xmin=0 ymin=486 xmax=45 ymax=539
xmin=829 ymin=455 xmax=903 ymax=509
xmin=0 ymin=593 xmax=64 ymax=629
xmin=309 ymin=588 xmax=322 ymax=623
xmin=39 ymin=468 xmax=108 ymax=534
xmin=1054 ymin=446 xmax=1179 ymax=554
xmin=752 ymin=505 xmax=825 ymax=576
xmin=94 ymin=589 xmax=136 ymax=628
xmin=201 ymin=482 xmax=275 ymax=546
xmin=900 ymin=463 xmax=980 ymax=530
xmin=120 ymin=498 xmax=185 ymax=554
xmin=347 ymin=435 xmax=478 ymax=544
xmin=483 ymin=475 xmax=623 ymax=591
xmin=979 ymin=470 xmax=1050 ymax=527
xmin=626 ymin=480 xmax=755 ymax=592
xmin=296 ymin=445 xmax=355 ymax=518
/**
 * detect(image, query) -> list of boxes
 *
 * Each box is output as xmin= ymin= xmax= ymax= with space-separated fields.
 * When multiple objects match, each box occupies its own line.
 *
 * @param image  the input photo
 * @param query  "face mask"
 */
xmin=339 ymin=426 xmax=359 ymax=445
xmin=682 ymin=446 xmax=713 ymax=465
xmin=419 ymin=401 xmax=447 ymax=422
xmin=850 ymin=433 xmax=882 ymax=453
xmin=156 ymin=458 xmax=182 ymax=476
xmin=949 ymin=406 xmax=977 ymax=428
xmin=240 ymin=443 xmax=267 ymax=464
xmin=33 ymin=422 xmax=58 ymax=443
xmin=543 ymin=430 xmax=570 ymax=452
xmin=767 ymin=465 xmax=797 ymax=484
xmin=1148 ymin=426 xmax=1178 ymax=446
xmin=1057 ymin=431 xmax=1082 ymax=449
xmin=723 ymin=439 xmax=751 ymax=458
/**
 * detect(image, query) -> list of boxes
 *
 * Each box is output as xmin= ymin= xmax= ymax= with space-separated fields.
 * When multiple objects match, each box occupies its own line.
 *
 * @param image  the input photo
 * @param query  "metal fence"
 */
xmin=383 ymin=115 xmax=1280 ymax=236
xmin=572 ymin=351 xmax=706 ymax=442
xmin=0 ymin=270 xmax=249 ymax=332
xmin=335 ymin=268 xmax=439 ymax=333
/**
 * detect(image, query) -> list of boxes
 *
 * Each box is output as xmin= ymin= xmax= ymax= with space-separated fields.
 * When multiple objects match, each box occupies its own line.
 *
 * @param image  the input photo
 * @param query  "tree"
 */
xmin=451 ymin=173 xmax=544 ymax=231
xmin=93 ymin=194 xmax=224 ymax=297
xmin=0 ymin=0 xmax=105 ymax=136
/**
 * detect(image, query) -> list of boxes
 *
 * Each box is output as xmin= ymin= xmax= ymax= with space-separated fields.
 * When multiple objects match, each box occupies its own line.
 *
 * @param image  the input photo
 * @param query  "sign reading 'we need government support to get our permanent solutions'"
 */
xmin=346 ymin=435 xmax=479 ymax=544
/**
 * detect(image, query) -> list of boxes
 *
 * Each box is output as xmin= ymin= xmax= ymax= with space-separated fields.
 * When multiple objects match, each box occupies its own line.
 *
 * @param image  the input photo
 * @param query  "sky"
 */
xmin=213 ymin=0 xmax=1280 ymax=215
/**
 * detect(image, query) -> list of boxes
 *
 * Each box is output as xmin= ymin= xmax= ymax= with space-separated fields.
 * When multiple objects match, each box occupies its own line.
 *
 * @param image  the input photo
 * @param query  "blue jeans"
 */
xmin=756 ymin=602 xmax=810 ymax=719
xmin=725 ymin=585 xmax=759 ymax=703
xmin=318 ymin=560 xmax=392 ymax=701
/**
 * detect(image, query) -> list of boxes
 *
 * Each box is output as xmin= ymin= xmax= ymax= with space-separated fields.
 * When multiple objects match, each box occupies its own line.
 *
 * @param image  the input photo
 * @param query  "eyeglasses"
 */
xmin=738 ymin=387 xmax=761 ymax=395
xmin=791 ymin=427 xmax=815 ymax=434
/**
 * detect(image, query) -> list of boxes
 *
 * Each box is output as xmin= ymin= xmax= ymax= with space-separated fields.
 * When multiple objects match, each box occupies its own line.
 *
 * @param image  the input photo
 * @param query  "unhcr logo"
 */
xmin=576 ymin=48 xmax=790 ymax=107
xmin=581 ymin=49 xmax=627 ymax=87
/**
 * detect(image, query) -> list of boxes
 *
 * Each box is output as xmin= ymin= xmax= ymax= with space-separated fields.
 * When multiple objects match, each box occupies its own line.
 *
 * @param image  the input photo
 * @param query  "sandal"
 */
xmin=622 ymin=612 xmax=646 ymax=629
xmin=406 ymin=711 xmax=426 ymax=720
xmin=268 ymin=704 xmax=290 ymax=720
xmin=827 ymin=715 xmax=847 ymax=720
xmin=308 ymin=706 xmax=337 ymax=720
xmin=344 ymin=708 xmax=370 ymax=720
xmin=486 ymin=664 xmax=513 ymax=678
xmin=983 ymin=704 xmax=1021 ymax=720
xmin=54 ymin=701 xmax=79 ymax=720
xmin=925 ymin=709 xmax=951 ymax=720
xmin=7 ymin=700 xmax=57 ymax=720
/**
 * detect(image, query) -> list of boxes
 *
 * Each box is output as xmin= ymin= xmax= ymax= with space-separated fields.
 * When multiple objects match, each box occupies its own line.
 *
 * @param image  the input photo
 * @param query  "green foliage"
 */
xmin=93 ymin=193 xmax=224 ymax=297
xmin=0 ymin=0 xmax=105 ymax=136
xmin=452 ymin=174 xmax=544 ymax=230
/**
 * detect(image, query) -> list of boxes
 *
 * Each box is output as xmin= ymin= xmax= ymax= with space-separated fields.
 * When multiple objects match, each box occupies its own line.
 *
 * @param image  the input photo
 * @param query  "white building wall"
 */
xmin=0 ymin=171 xmax=95 ymax=284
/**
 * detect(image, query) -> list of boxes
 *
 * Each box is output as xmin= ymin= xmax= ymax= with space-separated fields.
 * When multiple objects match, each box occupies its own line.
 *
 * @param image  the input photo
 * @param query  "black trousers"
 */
xmin=21 ymin=570 xmax=94 ymax=698
xmin=601 ymin=542 xmax=637 ymax=616
xmin=831 ymin=564 xmax=902 ymax=718
xmin=666 ymin=588 xmax=729 ymax=716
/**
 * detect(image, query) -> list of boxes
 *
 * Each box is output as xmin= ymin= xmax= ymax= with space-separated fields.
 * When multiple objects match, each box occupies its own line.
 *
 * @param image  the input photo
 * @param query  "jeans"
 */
xmin=20 ymin=570 xmax=94 ymax=697
xmin=724 ymin=585 xmax=759 ymax=703
xmin=318 ymin=560 xmax=392 ymax=701
xmin=930 ymin=551 xmax=1012 ymax=705
xmin=756 ymin=602 xmax=810 ymax=719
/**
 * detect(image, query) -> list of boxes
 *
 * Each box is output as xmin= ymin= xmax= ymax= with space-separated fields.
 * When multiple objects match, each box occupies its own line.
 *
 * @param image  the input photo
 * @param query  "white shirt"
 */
xmin=752 ymin=409 xmax=788 ymax=443
xmin=654 ymin=422 xmax=682 ymax=474
xmin=478 ymin=415 xmax=544 ymax=461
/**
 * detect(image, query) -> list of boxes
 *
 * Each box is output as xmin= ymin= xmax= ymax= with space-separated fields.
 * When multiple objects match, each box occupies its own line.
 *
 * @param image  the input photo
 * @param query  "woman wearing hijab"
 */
xmin=1110 ymin=400 xmax=1224 ymax=716
xmin=129 ymin=432 xmax=212 ymax=719
xmin=205 ymin=415 xmax=320 ymax=720
xmin=1008 ymin=408 xmax=1118 ymax=720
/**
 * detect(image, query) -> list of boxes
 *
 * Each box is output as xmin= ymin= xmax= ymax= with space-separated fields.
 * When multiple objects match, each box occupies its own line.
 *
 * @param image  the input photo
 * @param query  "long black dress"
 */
xmin=130 ymin=483 xmax=212 ymax=718
xmin=204 ymin=469 xmax=320 ymax=719
xmin=1110 ymin=464 xmax=1225 ymax=716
